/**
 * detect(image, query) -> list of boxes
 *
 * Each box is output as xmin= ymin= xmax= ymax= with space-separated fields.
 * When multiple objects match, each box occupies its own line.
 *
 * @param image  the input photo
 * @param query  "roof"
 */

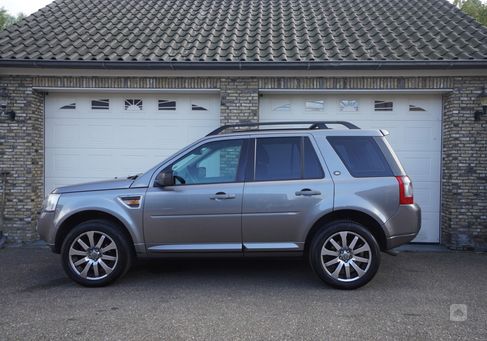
xmin=1 ymin=0 xmax=487 ymax=70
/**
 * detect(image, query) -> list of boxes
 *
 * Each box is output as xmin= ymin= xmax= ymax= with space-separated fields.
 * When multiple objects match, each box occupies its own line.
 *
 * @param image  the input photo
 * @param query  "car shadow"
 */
xmin=122 ymin=256 xmax=325 ymax=290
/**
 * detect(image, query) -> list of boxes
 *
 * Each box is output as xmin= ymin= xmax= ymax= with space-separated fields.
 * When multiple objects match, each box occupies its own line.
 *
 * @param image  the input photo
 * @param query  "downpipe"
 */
xmin=0 ymin=171 xmax=9 ymax=248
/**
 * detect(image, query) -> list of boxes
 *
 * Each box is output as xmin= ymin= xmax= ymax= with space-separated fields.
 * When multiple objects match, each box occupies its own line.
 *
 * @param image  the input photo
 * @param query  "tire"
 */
xmin=309 ymin=220 xmax=381 ymax=290
xmin=61 ymin=219 xmax=133 ymax=287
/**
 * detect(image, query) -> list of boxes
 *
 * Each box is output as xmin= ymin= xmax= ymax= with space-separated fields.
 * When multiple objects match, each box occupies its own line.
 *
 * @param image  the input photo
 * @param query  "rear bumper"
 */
xmin=384 ymin=204 xmax=421 ymax=249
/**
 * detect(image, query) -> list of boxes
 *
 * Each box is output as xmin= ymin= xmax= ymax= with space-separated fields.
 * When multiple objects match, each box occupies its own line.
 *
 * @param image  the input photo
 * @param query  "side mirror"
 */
xmin=155 ymin=171 xmax=175 ymax=187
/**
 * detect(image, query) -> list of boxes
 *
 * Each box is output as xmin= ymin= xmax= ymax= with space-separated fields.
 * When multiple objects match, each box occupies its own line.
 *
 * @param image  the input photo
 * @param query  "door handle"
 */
xmin=210 ymin=192 xmax=236 ymax=200
xmin=295 ymin=188 xmax=321 ymax=196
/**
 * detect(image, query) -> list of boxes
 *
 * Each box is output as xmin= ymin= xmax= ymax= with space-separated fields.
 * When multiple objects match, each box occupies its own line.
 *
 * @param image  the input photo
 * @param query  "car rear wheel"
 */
xmin=309 ymin=220 xmax=380 ymax=289
xmin=61 ymin=219 xmax=133 ymax=287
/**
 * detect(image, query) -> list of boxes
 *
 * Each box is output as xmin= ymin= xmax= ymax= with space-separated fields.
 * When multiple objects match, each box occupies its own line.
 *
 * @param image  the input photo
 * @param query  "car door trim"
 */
xmin=243 ymin=242 xmax=302 ymax=251
xmin=147 ymin=243 xmax=242 ymax=252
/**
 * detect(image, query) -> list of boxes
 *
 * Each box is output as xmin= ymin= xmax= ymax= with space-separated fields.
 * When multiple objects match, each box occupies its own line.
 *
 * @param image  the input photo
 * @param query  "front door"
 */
xmin=144 ymin=138 xmax=249 ymax=252
xmin=242 ymin=136 xmax=334 ymax=252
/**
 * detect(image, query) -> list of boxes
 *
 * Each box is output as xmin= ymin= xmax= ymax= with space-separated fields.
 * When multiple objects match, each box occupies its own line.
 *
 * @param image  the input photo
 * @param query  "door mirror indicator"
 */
xmin=155 ymin=171 xmax=175 ymax=187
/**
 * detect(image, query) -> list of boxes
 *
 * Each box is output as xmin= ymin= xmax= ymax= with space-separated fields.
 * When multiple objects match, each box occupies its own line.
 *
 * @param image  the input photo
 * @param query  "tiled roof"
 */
xmin=1 ymin=0 xmax=487 ymax=69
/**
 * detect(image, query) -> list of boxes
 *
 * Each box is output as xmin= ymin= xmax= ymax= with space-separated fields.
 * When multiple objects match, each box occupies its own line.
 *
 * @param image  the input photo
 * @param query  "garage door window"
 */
xmin=374 ymin=100 xmax=393 ymax=111
xmin=91 ymin=99 xmax=109 ymax=110
xmin=409 ymin=104 xmax=426 ymax=112
xmin=192 ymin=104 xmax=208 ymax=111
xmin=124 ymin=99 xmax=143 ymax=111
xmin=158 ymin=99 xmax=176 ymax=110
xmin=305 ymin=100 xmax=324 ymax=112
xmin=60 ymin=103 xmax=76 ymax=110
xmin=339 ymin=100 xmax=358 ymax=112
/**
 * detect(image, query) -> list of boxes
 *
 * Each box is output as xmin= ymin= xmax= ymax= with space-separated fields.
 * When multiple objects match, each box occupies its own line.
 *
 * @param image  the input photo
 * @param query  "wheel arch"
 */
xmin=54 ymin=210 xmax=136 ymax=254
xmin=304 ymin=209 xmax=387 ymax=253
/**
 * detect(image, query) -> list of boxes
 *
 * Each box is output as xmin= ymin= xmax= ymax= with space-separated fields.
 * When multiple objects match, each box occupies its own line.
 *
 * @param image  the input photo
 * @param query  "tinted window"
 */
xmin=255 ymin=137 xmax=324 ymax=181
xmin=327 ymin=136 xmax=393 ymax=177
xmin=170 ymin=139 xmax=244 ymax=184
xmin=304 ymin=138 xmax=324 ymax=179
xmin=256 ymin=137 xmax=301 ymax=181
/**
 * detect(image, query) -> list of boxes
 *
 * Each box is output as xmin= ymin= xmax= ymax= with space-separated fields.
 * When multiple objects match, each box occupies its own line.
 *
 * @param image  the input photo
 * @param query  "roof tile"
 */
xmin=0 ymin=0 xmax=486 ymax=65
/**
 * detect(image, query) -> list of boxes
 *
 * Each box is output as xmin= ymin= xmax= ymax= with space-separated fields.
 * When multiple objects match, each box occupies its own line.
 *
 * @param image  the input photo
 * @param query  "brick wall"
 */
xmin=0 ymin=74 xmax=486 ymax=249
xmin=0 ymin=76 xmax=44 ymax=242
xmin=442 ymin=77 xmax=487 ymax=250
xmin=219 ymin=78 xmax=259 ymax=125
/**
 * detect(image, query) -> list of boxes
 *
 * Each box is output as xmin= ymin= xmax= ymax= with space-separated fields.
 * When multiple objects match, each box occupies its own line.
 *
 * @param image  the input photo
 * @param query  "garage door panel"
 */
xmin=45 ymin=92 xmax=220 ymax=195
xmin=395 ymin=151 xmax=441 ymax=182
xmin=413 ymin=181 xmax=441 ymax=212
xmin=45 ymin=121 xmax=82 ymax=147
xmin=260 ymin=93 xmax=441 ymax=243
xmin=46 ymin=153 xmax=81 ymax=175
xmin=412 ymin=211 xmax=440 ymax=243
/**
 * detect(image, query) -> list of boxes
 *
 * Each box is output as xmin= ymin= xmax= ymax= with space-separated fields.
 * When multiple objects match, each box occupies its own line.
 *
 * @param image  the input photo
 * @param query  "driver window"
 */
xmin=170 ymin=139 xmax=244 ymax=185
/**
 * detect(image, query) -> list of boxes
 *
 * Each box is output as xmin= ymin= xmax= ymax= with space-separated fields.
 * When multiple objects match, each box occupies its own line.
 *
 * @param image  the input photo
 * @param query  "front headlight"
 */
xmin=43 ymin=193 xmax=61 ymax=212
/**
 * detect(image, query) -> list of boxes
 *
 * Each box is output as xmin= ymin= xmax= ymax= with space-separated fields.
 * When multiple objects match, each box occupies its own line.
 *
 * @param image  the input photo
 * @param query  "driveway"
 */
xmin=0 ymin=247 xmax=485 ymax=340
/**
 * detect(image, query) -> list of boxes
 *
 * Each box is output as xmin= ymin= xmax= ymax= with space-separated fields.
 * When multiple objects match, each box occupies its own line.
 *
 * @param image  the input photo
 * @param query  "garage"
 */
xmin=259 ymin=92 xmax=442 ymax=243
xmin=44 ymin=91 xmax=221 ymax=195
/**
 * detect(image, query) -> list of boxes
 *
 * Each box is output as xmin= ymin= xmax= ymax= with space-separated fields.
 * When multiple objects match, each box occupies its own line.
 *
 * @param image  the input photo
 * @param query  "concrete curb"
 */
xmin=395 ymin=243 xmax=451 ymax=253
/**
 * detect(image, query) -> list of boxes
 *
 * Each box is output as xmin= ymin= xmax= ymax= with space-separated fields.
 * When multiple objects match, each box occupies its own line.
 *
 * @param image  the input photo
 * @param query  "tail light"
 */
xmin=396 ymin=175 xmax=414 ymax=205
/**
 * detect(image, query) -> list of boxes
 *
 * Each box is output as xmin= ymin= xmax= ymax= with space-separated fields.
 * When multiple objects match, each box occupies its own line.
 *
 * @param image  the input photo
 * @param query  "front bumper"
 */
xmin=36 ymin=211 xmax=57 ymax=251
xmin=384 ymin=203 xmax=421 ymax=249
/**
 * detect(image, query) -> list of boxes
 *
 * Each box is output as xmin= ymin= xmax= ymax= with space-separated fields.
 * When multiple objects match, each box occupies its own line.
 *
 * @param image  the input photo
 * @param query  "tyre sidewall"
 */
xmin=309 ymin=220 xmax=381 ymax=290
xmin=61 ymin=219 xmax=132 ymax=287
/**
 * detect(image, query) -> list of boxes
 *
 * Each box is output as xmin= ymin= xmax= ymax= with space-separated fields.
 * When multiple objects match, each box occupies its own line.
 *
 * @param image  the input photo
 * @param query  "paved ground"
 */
xmin=0 ymin=248 xmax=486 ymax=340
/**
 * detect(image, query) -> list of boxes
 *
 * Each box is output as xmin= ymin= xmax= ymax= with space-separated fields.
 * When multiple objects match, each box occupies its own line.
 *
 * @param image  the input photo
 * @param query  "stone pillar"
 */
xmin=0 ymin=76 xmax=44 ymax=243
xmin=442 ymin=77 xmax=487 ymax=250
xmin=219 ymin=78 xmax=259 ymax=125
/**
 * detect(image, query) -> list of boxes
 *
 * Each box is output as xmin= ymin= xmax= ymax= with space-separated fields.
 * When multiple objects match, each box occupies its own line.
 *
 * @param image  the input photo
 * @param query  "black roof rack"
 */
xmin=206 ymin=121 xmax=360 ymax=136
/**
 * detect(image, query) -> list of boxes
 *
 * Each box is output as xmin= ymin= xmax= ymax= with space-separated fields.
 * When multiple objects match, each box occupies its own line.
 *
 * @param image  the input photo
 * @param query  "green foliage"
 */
xmin=0 ymin=7 xmax=24 ymax=31
xmin=454 ymin=0 xmax=487 ymax=26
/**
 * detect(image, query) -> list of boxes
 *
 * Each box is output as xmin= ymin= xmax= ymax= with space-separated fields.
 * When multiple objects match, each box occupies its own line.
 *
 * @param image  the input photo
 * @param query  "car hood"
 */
xmin=52 ymin=178 xmax=135 ymax=194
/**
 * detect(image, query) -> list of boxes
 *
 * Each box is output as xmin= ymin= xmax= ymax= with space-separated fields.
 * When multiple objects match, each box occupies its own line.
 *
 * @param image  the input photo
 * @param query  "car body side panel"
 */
xmin=43 ymin=189 xmax=147 ymax=252
xmin=332 ymin=177 xmax=400 ymax=230
xmin=143 ymin=183 xmax=244 ymax=250
xmin=241 ymin=134 xmax=335 ymax=252
xmin=242 ymin=179 xmax=334 ymax=251
xmin=314 ymin=134 xmax=401 ymax=237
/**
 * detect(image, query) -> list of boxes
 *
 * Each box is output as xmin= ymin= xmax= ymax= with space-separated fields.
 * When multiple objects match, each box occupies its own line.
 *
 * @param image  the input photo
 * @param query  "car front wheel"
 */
xmin=61 ymin=219 xmax=133 ymax=287
xmin=309 ymin=221 xmax=380 ymax=289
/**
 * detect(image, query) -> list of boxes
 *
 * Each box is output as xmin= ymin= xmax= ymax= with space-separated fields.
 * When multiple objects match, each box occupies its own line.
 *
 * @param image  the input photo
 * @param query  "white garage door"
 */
xmin=260 ymin=93 xmax=441 ymax=243
xmin=45 ymin=92 xmax=220 ymax=195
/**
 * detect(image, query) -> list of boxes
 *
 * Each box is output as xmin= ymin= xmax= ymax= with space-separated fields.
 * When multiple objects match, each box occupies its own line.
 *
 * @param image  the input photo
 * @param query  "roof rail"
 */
xmin=206 ymin=121 xmax=360 ymax=136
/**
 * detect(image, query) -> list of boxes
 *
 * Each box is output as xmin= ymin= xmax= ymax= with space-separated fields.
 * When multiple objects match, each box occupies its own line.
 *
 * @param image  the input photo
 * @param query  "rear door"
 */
xmin=242 ymin=135 xmax=334 ymax=252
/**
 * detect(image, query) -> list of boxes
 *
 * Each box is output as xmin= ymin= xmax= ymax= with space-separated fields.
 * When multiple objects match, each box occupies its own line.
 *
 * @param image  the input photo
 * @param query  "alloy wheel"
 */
xmin=68 ymin=231 xmax=119 ymax=280
xmin=320 ymin=231 xmax=372 ymax=282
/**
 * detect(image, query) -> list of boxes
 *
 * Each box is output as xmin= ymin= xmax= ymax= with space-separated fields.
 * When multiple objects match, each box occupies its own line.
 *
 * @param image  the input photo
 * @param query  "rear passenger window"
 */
xmin=304 ymin=138 xmax=324 ymax=179
xmin=327 ymin=136 xmax=393 ymax=177
xmin=255 ymin=137 xmax=324 ymax=181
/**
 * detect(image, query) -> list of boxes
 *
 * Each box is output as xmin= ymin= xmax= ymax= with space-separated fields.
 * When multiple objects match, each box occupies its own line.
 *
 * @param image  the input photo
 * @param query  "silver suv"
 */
xmin=38 ymin=121 xmax=420 ymax=289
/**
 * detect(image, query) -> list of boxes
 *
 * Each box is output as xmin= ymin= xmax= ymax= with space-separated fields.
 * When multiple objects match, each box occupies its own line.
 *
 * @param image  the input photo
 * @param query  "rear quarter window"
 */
xmin=327 ymin=136 xmax=393 ymax=177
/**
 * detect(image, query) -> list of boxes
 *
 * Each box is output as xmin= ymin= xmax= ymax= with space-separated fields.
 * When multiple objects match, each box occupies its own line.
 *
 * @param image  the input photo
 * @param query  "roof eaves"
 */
xmin=1 ymin=59 xmax=487 ymax=70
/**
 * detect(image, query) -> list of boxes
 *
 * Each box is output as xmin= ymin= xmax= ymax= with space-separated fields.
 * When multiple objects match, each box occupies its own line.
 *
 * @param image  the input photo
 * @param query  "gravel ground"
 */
xmin=0 ymin=247 xmax=486 ymax=340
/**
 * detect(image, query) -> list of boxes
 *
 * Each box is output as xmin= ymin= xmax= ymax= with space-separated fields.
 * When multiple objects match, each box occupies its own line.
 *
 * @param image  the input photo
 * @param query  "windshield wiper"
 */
xmin=127 ymin=174 xmax=141 ymax=180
